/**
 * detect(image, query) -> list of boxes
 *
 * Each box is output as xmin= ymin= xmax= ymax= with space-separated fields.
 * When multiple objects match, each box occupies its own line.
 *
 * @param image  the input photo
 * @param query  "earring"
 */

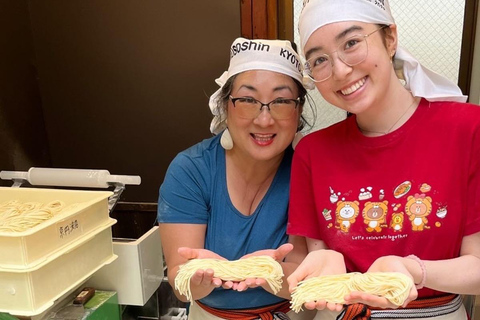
xmin=220 ymin=128 xmax=233 ymax=150
xmin=292 ymin=132 xmax=303 ymax=150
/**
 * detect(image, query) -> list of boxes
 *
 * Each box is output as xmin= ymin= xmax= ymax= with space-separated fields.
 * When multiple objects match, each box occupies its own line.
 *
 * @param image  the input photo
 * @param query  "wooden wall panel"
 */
xmin=241 ymin=0 xmax=283 ymax=40
xmin=241 ymin=0 xmax=253 ymax=38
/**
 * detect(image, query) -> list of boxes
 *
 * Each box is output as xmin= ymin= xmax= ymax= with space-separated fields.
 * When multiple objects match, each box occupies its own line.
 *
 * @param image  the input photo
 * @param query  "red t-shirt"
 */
xmin=288 ymin=99 xmax=480 ymax=298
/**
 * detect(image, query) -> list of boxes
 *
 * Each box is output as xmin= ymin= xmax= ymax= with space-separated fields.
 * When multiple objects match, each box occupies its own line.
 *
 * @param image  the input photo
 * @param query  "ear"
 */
xmin=385 ymin=24 xmax=398 ymax=56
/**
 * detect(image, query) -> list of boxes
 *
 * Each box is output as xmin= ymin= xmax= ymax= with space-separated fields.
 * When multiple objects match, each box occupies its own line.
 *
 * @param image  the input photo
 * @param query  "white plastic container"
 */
xmin=0 ymin=187 xmax=112 ymax=269
xmin=0 ymin=219 xmax=117 ymax=317
xmin=86 ymin=226 xmax=164 ymax=306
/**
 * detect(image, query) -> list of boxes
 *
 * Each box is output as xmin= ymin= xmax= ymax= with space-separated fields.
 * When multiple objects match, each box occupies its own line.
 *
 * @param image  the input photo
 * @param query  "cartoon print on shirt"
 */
xmin=362 ymin=201 xmax=389 ymax=232
xmin=322 ymin=208 xmax=333 ymax=221
xmin=420 ymin=183 xmax=431 ymax=193
xmin=335 ymin=200 xmax=360 ymax=233
xmin=379 ymin=189 xmax=385 ymax=200
xmin=393 ymin=181 xmax=411 ymax=198
xmin=327 ymin=182 xmax=443 ymax=236
xmin=390 ymin=212 xmax=404 ymax=232
xmin=329 ymin=186 xmax=340 ymax=203
xmin=358 ymin=187 xmax=373 ymax=201
xmin=405 ymin=193 xmax=432 ymax=231
xmin=436 ymin=205 xmax=447 ymax=219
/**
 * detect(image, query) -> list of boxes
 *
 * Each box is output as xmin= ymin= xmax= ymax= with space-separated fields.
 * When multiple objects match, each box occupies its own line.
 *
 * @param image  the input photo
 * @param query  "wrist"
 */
xmin=405 ymin=254 xmax=426 ymax=289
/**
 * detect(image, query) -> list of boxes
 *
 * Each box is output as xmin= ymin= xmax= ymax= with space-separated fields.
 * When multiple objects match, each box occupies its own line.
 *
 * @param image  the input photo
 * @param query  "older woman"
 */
xmin=158 ymin=37 xmax=316 ymax=319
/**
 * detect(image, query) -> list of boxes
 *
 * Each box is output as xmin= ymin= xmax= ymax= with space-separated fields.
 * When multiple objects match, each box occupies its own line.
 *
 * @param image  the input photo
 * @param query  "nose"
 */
xmin=253 ymin=106 xmax=275 ymax=126
xmin=331 ymin=53 xmax=353 ymax=80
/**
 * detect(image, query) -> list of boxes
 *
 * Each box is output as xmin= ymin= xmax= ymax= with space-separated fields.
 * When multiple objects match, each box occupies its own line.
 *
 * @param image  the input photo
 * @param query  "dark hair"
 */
xmin=212 ymin=73 xmax=315 ymax=132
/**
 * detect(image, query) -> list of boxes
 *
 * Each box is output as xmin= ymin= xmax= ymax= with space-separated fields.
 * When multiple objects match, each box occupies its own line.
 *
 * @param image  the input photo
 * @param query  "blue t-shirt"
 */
xmin=158 ymin=134 xmax=292 ymax=309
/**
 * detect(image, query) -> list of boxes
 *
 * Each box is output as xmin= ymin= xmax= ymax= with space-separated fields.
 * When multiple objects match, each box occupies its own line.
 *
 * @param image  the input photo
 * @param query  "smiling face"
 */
xmin=226 ymin=70 xmax=301 ymax=162
xmin=304 ymin=21 xmax=397 ymax=115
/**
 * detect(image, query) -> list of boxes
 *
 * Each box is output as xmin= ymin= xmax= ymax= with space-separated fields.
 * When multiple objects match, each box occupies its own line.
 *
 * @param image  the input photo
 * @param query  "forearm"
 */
xmin=421 ymin=255 xmax=480 ymax=295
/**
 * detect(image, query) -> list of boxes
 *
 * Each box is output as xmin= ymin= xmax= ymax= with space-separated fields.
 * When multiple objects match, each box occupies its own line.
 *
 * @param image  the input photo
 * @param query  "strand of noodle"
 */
xmin=175 ymin=256 xmax=283 ymax=302
xmin=290 ymin=272 xmax=412 ymax=313
xmin=349 ymin=272 xmax=411 ymax=306
xmin=0 ymin=200 xmax=67 ymax=232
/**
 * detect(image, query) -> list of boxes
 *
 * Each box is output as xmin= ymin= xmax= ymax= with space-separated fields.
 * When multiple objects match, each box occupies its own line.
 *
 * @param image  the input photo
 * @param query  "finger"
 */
xmin=304 ymin=301 xmax=318 ymax=310
xmin=222 ymin=281 xmax=234 ymax=289
xmin=189 ymin=269 xmax=205 ymax=286
xmin=287 ymin=278 xmax=299 ymax=293
xmin=315 ymin=300 xmax=329 ymax=310
xmin=212 ymin=277 xmax=222 ymax=287
xmin=236 ymin=281 xmax=248 ymax=292
xmin=254 ymin=278 xmax=266 ymax=287
xmin=275 ymin=243 xmax=294 ymax=260
xmin=326 ymin=302 xmax=343 ymax=312
xmin=200 ymin=269 xmax=215 ymax=286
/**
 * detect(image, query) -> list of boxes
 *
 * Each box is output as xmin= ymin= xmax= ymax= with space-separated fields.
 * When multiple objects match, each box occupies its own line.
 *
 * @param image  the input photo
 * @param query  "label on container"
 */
xmin=56 ymin=215 xmax=84 ymax=240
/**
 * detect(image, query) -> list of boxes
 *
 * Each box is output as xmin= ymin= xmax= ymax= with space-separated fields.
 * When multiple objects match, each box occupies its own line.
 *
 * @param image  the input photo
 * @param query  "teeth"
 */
xmin=253 ymin=134 xmax=274 ymax=141
xmin=341 ymin=78 xmax=366 ymax=95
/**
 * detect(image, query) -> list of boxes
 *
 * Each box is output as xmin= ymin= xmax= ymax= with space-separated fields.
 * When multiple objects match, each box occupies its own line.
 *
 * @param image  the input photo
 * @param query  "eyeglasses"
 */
xmin=229 ymin=95 xmax=300 ymax=120
xmin=304 ymin=26 xmax=387 ymax=82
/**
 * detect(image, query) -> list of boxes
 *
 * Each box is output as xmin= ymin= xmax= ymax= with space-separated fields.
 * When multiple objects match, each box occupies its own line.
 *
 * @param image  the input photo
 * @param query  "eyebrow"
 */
xmin=236 ymin=84 xmax=294 ymax=94
xmin=305 ymin=25 xmax=364 ymax=60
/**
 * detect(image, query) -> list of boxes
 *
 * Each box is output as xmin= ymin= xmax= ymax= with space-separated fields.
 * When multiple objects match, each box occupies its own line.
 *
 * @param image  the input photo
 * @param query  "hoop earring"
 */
xmin=292 ymin=132 xmax=303 ymax=150
xmin=220 ymin=128 xmax=233 ymax=150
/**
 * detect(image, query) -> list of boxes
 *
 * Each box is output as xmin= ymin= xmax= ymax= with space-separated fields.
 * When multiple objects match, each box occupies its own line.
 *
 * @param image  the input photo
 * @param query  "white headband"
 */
xmin=209 ymin=37 xmax=304 ymax=134
xmin=299 ymin=0 xmax=467 ymax=103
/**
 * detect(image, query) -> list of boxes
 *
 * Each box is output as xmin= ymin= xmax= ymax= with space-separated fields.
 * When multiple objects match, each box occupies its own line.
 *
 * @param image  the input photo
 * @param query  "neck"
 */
xmin=357 ymin=92 xmax=420 ymax=137
xmin=226 ymin=149 xmax=284 ymax=183
xmin=225 ymin=150 xmax=284 ymax=216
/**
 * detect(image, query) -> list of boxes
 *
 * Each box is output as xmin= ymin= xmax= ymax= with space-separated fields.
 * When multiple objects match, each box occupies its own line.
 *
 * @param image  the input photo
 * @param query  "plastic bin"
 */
xmin=86 ymin=226 xmax=163 ymax=306
xmin=0 ymin=187 xmax=112 ymax=270
xmin=0 ymin=219 xmax=117 ymax=317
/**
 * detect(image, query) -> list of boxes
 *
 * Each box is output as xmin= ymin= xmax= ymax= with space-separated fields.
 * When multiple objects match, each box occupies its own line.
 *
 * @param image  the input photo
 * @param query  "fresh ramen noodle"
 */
xmin=175 ymin=255 xmax=283 ymax=302
xmin=0 ymin=200 xmax=69 ymax=232
xmin=290 ymin=272 xmax=412 ymax=312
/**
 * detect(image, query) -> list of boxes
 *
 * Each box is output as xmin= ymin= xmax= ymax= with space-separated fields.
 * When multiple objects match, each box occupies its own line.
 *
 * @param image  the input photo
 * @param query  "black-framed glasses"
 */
xmin=229 ymin=96 xmax=300 ymax=120
xmin=304 ymin=26 xmax=387 ymax=82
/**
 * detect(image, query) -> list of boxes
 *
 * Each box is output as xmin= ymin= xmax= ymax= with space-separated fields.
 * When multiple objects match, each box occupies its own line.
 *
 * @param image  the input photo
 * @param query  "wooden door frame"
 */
xmin=459 ymin=0 xmax=479 ymax=99
xmin=240 ymin=0 xmax=293 ymax=41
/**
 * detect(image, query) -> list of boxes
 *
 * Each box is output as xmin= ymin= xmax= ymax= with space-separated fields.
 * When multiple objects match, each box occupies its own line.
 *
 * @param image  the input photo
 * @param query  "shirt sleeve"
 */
xmin=465 ymin=122 xmax=480 ymax=235
xmin=287 ymin=137 xmax=322 ymax=239
xmin=157 ymin=153 xmax=209 ymax=224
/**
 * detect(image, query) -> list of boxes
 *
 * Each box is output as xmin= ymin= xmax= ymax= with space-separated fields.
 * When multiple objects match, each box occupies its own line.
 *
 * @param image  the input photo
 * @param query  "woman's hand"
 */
xmin=287 ymin=249 xmax=347 ymax=312
xmin=176 ymin=247 xmax=232 ymax=299
xmin=178 ymin=247 xmax=225 ymax=260
xmin=241 ymin=243 xmax=293 ymax=261
xmin=344 ymin=255 xmax=418 ymax=308
xmin=233 ymin=243 xmax=294 ymax=292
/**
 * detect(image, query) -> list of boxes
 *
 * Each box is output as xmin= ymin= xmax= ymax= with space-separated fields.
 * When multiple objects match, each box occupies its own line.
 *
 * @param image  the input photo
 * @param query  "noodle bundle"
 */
xmin=0 ymin=200 xmax=67 ymax=232
xmin=175 ymin=255 xmax=283 ymax=302
xmin=291 ymin=272 xmax=412 ymax=312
